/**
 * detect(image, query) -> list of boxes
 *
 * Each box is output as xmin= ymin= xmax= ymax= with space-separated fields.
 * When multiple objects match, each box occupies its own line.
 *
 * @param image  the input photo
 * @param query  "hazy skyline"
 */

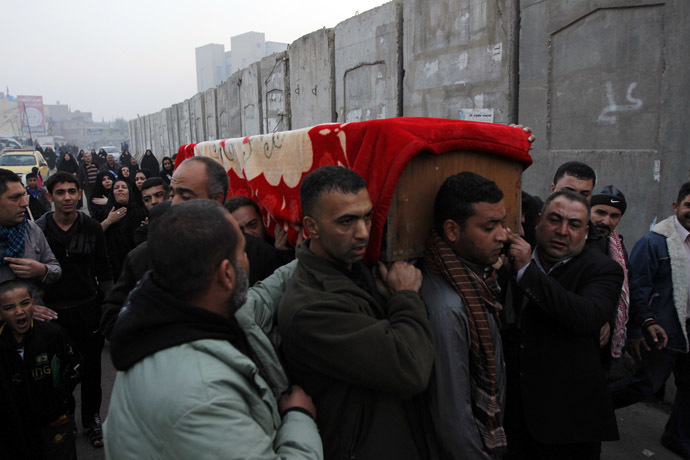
xmin=2 ymin=0 xmax=387 ymax=122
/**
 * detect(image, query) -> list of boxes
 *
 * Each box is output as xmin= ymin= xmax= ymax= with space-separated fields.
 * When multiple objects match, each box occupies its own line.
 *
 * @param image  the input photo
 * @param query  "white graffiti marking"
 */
xmin=598 ymin=82 xmax=643 ymax=124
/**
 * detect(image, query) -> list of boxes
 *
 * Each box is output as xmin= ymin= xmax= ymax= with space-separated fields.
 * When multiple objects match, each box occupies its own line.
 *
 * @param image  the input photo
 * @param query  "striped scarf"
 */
xmin=424 ymin=231 xmax=507 ymax=453
xmin=608 ymin=230 xmax=630 ymax=358
xmin=0 ymin=216 xmax=26 ymax=264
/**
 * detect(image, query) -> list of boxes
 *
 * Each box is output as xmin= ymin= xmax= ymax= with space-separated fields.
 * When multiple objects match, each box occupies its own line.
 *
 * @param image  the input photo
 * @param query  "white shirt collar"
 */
xmin=532 ymin=247 xmax=573 ymax=275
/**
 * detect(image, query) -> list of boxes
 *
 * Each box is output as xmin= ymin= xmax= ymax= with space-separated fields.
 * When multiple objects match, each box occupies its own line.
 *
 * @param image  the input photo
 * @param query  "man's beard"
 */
xmin=596 ymin=224 xmax=612 ymax=237
xmin=229 ymin=260 xmax=250 ymax=312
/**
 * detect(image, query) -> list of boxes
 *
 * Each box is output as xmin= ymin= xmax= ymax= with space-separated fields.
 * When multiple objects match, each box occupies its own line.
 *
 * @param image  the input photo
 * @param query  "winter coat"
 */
xmin=104 ymin=272 xmax=322 ymax=460
xmin=0 ymin=220 xmax=62 ymax=305
xmin=278 ymin=241 xmax=435 ymax=460
xmin=140 ymin=152 xmax=160 ymax=174
xmin=628 ymin=215 xmax=689 ymax=351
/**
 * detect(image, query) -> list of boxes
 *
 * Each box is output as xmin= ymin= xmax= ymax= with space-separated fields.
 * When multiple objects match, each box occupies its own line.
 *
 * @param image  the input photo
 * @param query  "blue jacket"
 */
xmin=628 ymin=216 xmax=689 ymax=352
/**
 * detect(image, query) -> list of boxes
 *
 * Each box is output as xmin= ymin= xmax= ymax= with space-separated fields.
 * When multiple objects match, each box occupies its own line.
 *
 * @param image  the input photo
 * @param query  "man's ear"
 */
xmin=442 ymin=219 xmax=460 ymax=243
xmin=303 ymin=216 xmax=319 ymax=239
xmin=45 ymin=192 xmax=53 ymax=203
xmin=673 ymin=201 xmax=679 ymax=214
xmin=212 ymin=192 xmax=226 ymax=204
xmin=550 ymin=183 xmax=555 ymax=194
xmin=218 ymin=259 xmax=235 ymax=292
xmin=78 ymin=190 xmax=83 ymax=200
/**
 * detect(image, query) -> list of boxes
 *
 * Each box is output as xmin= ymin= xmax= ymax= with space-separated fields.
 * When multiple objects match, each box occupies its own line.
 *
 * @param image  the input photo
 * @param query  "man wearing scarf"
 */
xmin=589 ymin=186 xmax=646 ymax=360
xmin=0 ymin=169 xmax=61 ymax=318
xmin=421 ymin=172 xmax=508 ymax=459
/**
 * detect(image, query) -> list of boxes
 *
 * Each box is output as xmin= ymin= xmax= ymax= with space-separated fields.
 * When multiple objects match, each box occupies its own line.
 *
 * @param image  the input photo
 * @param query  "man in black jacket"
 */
xmin=36 ymin=172 xmax=113 ymax=448
xmin=503 ymin=190 xmax=623 ymax=459
xmin=278 ymin=166 xmax=435 ymax=460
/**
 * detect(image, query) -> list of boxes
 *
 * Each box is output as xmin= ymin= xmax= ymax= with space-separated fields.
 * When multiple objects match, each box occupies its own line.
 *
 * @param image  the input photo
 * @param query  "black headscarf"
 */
xmin=141 ymin=149 xmax=160 ymax=174
xmin=160 ymin=156 xmax=174 ymax=185
xmin=101 ymin=179 xmax=148 ymax=276
xmin=57 ymin=152 xmax=79 ymax=174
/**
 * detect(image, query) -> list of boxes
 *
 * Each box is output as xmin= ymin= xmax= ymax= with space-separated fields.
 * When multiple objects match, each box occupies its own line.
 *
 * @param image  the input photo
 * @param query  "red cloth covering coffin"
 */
xmin=174 ymin=117 xmax=533 ymax=263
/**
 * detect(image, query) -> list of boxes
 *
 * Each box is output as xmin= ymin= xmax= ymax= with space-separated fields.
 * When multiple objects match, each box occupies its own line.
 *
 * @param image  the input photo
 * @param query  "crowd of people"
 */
xmin=0 ymin=135 xmax=688 ymax=460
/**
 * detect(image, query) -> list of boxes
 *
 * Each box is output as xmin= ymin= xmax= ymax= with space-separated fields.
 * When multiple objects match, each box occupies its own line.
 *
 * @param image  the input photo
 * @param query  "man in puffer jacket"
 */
xmin=103 ymin=200 xmax=322 ymax=460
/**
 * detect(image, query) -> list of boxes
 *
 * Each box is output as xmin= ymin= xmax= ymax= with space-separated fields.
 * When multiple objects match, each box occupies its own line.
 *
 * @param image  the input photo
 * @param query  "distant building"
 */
xmin=0 ymin=94 xmax=20 ymax=138
xmin=195 ymin=34 xmax=288 ymax=92
xmin=195 ymin=43 xmax=227 ymax=92
xmin=231 ymin=32 xmax=266 ymax=71
xmin=225 ymin=51 xmax=233 ymax=80
xmin=265 ymin=41 xmax=288 ymax=56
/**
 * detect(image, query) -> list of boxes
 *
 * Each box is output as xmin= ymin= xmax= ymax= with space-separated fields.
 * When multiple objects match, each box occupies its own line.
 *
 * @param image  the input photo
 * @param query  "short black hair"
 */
xmin=300 ymin=166 xmax=366 ymax=218
xmin=141 ymin=177 xmax=167 ymax=192
xmin=45 ymin=172 xmax=80 ymax=193
xmin=184 ymin=156 xmax=229 ymax=200
xmin=26 ymin=172 xmax=37 ymax=180
xmin=541 ymin=190 xmax=591 ymax=221
xmin=433 ymin=172 xmax=504 ymax=233
xmin=676 ymin=182 xmax=690 ymax=204
xmin=553 ymin=161 xmax=596 ymax=187
xmin=149 ymin=200 xmax=238 ymax=301
xmin=0 ymin=279 xmax=31 ymax=300
xmin=0 ymin=168 xmax=22 ymax=197
xmin=224 ymin=196 xmax=260 ymax=215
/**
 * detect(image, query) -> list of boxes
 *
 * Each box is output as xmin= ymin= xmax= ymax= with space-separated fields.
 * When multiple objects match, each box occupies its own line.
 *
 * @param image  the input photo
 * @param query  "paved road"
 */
xmin=73 ymin=342 xmax=114 ymax=460
xmin=76 ymin=344 xmax=681 ymax=460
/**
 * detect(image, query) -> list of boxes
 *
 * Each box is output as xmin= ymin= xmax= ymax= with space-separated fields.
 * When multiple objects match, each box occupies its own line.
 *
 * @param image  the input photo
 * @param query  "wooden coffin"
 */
xmin=381 ymin=151 xmax=523 ymax=262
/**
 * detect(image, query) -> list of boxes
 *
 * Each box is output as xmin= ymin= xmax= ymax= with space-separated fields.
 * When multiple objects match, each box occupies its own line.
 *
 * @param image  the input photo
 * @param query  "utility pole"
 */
xmin=22 ymin=104 xmax=33 ymax=144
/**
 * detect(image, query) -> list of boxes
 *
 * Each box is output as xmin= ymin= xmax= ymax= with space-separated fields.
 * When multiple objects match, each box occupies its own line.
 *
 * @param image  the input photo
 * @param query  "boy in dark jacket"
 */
xmin=0 ymin=279 xmax=82 ymax=460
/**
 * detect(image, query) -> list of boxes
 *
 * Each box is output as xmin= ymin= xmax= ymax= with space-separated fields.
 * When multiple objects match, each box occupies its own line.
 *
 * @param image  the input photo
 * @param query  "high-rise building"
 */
xmin=195 ymin=34 xmax=288 ymax=92
xmin=225 ymin=51 xmax=233 ymax=80
xmin=265 ymin=41 xmax=288 ymax=56
xmin=195 ymin=43 xmax=227 ymax=92
xmin=231 ymin=32 xmax=266 ymax=71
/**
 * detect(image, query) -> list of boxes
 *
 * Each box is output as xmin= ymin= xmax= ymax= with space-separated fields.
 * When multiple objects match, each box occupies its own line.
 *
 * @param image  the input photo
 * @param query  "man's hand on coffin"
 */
xmin=377 ymin=260 xmax=422 ymax=294
xmin=274 ymin=225 xmax=289 ymax=250
xmin=509 ymin=123 xmax=536 ymax=148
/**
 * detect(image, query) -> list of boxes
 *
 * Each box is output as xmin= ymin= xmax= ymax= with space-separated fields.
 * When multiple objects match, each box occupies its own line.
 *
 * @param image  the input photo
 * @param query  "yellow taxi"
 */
xmin=0 ymin=149 xmax=50 ymax=184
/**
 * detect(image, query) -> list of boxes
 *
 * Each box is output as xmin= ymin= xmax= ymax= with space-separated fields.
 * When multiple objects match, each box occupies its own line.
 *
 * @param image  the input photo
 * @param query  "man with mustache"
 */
xmin=278 ymin=166 xmax=435 ymax=460
xmin=0 ymin=168 xmax=61 ymax=312
xmin=503 ymin=190 xmax=623 ymax=459
xmin=420 ymin=172 xmax=508 ymax=459
xmin=589 ymin=186 xmax=653 ymax=361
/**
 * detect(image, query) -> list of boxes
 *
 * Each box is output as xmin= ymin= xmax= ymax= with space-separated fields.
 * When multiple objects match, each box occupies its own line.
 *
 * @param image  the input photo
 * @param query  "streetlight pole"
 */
xmin=22 ymin=104 xmax=33 ymax=145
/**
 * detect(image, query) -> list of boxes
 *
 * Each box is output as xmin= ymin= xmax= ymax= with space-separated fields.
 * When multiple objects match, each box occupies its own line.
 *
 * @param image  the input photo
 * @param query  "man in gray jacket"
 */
xmin=104 ymin=200 xmax=322 ymax=459
xmin=420 ymin=172 xmax=508 ymax=459
xmin=0 ymin=168 xmax=61 ymax=315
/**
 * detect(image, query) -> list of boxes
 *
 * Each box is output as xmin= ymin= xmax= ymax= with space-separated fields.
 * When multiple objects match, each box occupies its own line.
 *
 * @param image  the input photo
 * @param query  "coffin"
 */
xmin=174 ymin=117 xmax=532 ymax=263
xmin=383 ymin=150 xmax=524 ymax=261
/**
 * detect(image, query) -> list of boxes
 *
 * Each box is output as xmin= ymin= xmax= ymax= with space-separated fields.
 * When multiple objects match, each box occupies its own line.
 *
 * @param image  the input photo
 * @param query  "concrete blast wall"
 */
xmin=129 ymin=0 xmax=689 ymax=245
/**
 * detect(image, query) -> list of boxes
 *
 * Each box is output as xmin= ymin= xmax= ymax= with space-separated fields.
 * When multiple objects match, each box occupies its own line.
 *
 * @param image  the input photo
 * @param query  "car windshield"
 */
xmin=104 ymin=147 xmax=118 ymax=154
xmin=0 ymin=155 xmax=36 ymax=166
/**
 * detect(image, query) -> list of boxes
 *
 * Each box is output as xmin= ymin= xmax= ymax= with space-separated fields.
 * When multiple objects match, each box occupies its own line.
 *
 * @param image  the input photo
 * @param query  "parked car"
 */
xmin=99 ymin=145 xmax=121 ymax=161
xmin=0 ymin=137 xmax=23 ymax=150
xmin=0 ymin=149 xmax=50 ymax=183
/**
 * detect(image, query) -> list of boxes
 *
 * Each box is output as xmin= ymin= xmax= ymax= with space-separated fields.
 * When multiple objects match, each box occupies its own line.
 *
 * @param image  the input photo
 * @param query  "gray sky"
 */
xmin=1 ymin=0 xmax=387 ymax=122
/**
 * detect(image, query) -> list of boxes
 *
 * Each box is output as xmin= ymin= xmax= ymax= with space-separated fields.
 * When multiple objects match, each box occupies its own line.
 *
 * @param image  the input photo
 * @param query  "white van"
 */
xmin=99 ymin=146 xmax=121 ymax=161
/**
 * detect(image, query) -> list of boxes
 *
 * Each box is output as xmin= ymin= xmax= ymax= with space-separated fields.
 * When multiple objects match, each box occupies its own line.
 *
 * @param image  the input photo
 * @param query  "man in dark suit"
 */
xmin=502 ymin=190 xmax=624 ymax=459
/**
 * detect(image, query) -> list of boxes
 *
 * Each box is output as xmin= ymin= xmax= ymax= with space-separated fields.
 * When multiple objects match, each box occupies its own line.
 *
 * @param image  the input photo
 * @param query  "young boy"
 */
xmin=0 ymin=279 xmax=82 ymax=459
xmin=26 ymin=171 xmax=51 ymax=219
